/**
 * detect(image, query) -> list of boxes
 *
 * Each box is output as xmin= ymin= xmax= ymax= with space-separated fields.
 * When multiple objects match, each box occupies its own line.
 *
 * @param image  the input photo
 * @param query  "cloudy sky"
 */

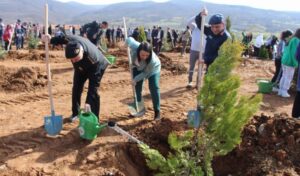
xmin=56 ymin=0 xmax=300 ymax=12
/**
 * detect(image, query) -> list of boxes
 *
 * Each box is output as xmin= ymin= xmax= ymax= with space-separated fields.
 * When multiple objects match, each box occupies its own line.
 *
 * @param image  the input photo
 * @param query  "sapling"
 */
xmin=28 ymin=36 xmax=40 ymax=49
xmin=140 ymin=40 xmax=262 ymax=176
xmin=138 ymin=26 xmax=147 ymax=42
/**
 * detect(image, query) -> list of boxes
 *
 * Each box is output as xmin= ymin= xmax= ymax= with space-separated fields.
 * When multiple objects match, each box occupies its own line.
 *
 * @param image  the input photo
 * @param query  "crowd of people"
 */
xmin=1 ymin=10 xmax=300 ymax=121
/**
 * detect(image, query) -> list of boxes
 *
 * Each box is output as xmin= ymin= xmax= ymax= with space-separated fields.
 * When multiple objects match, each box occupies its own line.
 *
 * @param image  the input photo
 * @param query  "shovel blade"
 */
xmin=128 ymin=102 xmax=145 ymax=117
xmin=187 ymin=110 xmax=201 ymax=128
xmin=44 ymin=115 xmax=63 ymax=136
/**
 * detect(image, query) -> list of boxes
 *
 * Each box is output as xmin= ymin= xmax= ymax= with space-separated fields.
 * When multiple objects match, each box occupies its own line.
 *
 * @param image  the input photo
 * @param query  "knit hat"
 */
xmin=209 ymin=14 xmax=224 ymax=25
xmin=65 ymin=41 xmax=81 ymax=59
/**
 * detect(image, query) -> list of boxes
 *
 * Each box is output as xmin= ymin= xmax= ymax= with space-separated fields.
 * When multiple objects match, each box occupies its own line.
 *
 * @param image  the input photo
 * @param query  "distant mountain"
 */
xmin=0 ymin=0 xmax=104 ymax=24
xmin=0 ymin=0 xmax=299 ymax=33
xmin=71 ymin=0 xmax=300 ymax=32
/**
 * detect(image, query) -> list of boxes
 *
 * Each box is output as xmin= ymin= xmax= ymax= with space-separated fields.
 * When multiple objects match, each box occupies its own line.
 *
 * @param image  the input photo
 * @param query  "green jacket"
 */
xmin=282 ymin=37 xmax=300 ymax=67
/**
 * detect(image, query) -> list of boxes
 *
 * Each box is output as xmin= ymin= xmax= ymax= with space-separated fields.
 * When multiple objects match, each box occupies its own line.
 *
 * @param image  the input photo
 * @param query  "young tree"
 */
xmin=140 ymin=40 xmax=262 ymax=176
xmin=225 ymin=16 xmax=231 ymax=33
xmin=138 ymin=26 xmax=147 ymax=42
xmin=226 ymin=16 xmax=235 ymax=40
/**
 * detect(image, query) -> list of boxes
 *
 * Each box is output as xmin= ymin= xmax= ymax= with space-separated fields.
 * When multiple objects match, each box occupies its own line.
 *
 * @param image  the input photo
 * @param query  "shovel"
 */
xmin=108 ymin=121 xmax=143 ymax=144
xmin=43 ymin=4 xmax=62 ymax=136
xmin=187 ymin=8 xmax=206 ymax=128
xmin=123 ymin=17 xmax=145 ymax=117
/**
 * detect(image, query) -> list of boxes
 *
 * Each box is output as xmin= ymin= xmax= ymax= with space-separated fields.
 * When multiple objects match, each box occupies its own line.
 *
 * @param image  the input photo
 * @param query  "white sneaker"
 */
xmin=68 ymin=115 xmax=78 ymax=123
xmin=272 ymin=87 xmax=279 ymax=92
xmin=281 ymin=91 xmax=290 ymax=98
xmin=277 ymin=90 xmax=282 ymax=96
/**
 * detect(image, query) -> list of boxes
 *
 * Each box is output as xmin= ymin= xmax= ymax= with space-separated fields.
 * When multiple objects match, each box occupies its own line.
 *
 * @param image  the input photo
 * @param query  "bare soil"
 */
xmin=0 ymin=47 xmax=299 ymax=176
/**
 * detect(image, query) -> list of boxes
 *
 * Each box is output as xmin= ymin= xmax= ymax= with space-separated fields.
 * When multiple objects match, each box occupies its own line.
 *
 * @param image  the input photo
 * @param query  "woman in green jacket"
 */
xmin=126 ymin=37 xmax=161 ymax=120
xmin=279 ymin=29 xmax=300 ymax=98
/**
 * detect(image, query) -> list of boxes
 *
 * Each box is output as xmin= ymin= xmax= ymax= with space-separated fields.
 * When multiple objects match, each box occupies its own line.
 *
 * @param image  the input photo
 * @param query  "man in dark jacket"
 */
xmin=195 ymin=10 xmax=230 ymax=70
xmin=50 ymin=35 xmax=109 ymax=121
xmin=81 ymin=21 xmax=108 ymax=46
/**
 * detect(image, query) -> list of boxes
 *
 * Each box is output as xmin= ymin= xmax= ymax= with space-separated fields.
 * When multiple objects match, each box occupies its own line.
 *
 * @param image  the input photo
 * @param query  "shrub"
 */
xmin=28 ymin=36 xmax=40 ymax=49
xmin=258 ymin=45 xmax=269 ymax=59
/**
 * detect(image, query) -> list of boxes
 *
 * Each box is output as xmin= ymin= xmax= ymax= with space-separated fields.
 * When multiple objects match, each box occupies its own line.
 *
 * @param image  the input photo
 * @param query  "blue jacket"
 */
xmin=126 ymin=37 xmax=161 ymax=82
xmin=195 ymin=13 xmax=231 ymax=64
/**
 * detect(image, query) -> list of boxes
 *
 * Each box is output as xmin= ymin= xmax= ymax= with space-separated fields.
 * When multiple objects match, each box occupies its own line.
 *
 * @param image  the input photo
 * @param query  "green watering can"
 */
xmin=106 ymin=55 xmax=116 ymax=65
xmin=78 ymin=110 xmax=107 ymax=140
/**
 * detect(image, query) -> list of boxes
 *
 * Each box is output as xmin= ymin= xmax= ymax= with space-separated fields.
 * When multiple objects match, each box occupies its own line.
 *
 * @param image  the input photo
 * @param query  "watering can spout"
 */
xmin=97 ymin=124 xmax=107 ymax=133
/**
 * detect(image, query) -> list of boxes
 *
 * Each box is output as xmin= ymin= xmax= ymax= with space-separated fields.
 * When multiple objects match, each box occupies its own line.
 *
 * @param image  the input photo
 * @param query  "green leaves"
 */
xmin=168 ymin=131 xmax=193 ymax=151
xmin=137 ymin=26 xmax=147 ymax=42
xmin=139 ymin=40 xmax=261 ymax=176
xmin=28 ymin=36 xmax=39 ymax=49
xmin=139 ymin=144 xmax=167 ymax=170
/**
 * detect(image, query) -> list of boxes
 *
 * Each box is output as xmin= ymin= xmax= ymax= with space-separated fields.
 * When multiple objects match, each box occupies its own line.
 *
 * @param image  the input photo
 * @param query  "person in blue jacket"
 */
xmin=125 ymin=37 xmax=161 ymax=120
xmin=195 ymin=9 xmax=231 ymax=70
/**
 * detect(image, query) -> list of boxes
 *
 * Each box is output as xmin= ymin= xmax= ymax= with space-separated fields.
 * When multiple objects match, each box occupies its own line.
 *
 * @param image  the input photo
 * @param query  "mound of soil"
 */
xmin=37 ymin=44 xmax=64 ymax=51
xmin=108 ymin=49 xmax=187 ymax=74
xmin=6 ymin=50 xmax=57 ymax=61
xmin=121 ymin=115 xmax=299 ymax=176
xmin=109 ymin=49 xmax=128 ymax=58
xmin=213 ymin=114 xmax=300 ymax=176
xmin=1 ymin=67 xmax=47 ymax=91
xmin=159 ymin=53 xmax=187 ymax=74
xmin=123 ymin=118 xmax=188 ymax=176
xmin=114 ymin=59 xmax=129 ymax=70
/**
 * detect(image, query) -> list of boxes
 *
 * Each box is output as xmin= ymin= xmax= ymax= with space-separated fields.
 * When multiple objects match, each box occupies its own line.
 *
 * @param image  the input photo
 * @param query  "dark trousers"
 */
xmin=271 ymin=59 xmax=282 ymax=83
xmin=4 ymin=41 xmax=11 ymax=51
xmin=181 ymin=40 xmax=188 ymax=55
xmin=133 ymin=68 xmax=160 ymax=112
xmin=292 ymin=91 xmax=300 ymax=118
xmin=205 ymin=60 xmax=213 ymax=73
xmin=254 ymin=46 xmax=260 ymax=57
xmin=72 ymin=67 xmax=106 ymax=118
xmin=153 ymin=39 xmax=162 ymax=54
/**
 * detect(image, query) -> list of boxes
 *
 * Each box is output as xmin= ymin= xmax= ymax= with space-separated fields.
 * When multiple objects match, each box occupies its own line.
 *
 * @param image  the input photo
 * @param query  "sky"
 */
xmin=56 ymin=0 xmax=300 ymax=12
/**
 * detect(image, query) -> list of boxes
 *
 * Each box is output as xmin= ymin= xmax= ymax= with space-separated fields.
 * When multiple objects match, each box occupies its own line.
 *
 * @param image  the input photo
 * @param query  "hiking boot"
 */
xmin=277 ymin=90 xmax=282 ymax=96
xmin=154 ymin=111 xmax=161 ymax=120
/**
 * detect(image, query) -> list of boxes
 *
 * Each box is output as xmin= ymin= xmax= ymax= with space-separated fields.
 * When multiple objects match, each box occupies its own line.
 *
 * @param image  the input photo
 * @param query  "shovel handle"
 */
xmin=44 ymin=4 xmax=55 ymax=114
xmin=123 ymin=17 xmax=139 ymax=112
xmin=196 ymin=9 xmax=206 ymax=91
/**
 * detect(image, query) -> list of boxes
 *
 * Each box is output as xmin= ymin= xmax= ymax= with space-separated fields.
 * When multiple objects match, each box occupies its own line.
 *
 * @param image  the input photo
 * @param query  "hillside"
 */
xmin=71 ymin=0 xmax=300 ymax=32
xmin=0 ymin=0 xmax=104 ymax=24
xmin=0 ymin=0 xmax=299 ymax=32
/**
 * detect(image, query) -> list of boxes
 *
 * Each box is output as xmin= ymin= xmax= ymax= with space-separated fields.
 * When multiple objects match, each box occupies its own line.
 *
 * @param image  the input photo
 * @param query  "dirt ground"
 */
xmin=0 ymin=45 xmax=299 ymax=176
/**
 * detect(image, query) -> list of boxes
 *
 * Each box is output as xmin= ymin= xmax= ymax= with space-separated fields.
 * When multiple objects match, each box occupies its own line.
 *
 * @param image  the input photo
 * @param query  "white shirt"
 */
xmin=187 ymin=16 xmax=206 ymax=53
xmin=255 ymin=34 xmax=264 ymax=48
